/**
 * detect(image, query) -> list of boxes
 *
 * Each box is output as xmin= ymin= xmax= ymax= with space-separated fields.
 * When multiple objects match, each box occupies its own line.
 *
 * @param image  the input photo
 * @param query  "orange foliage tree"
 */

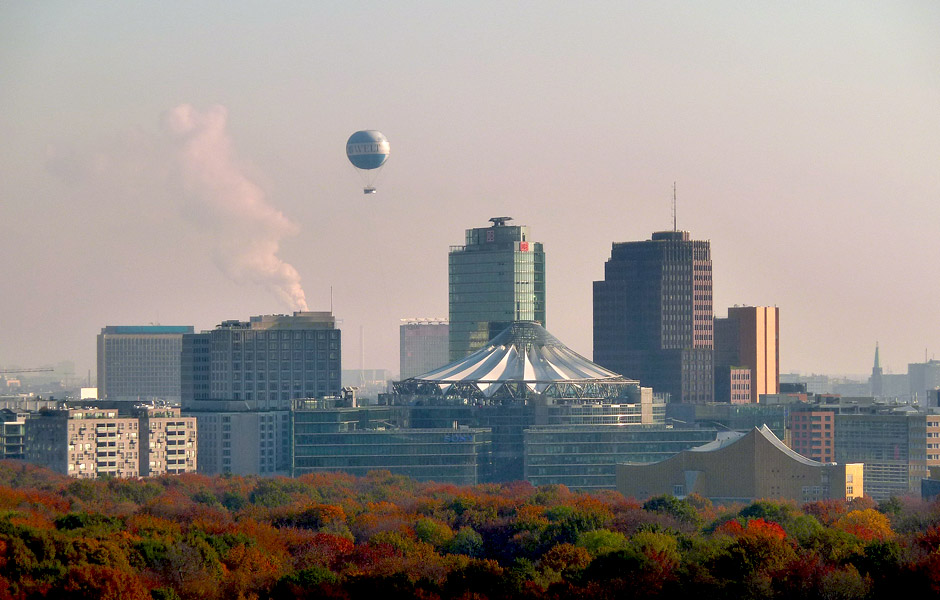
xmin=833 ymin=509 xmax=894 ymax=542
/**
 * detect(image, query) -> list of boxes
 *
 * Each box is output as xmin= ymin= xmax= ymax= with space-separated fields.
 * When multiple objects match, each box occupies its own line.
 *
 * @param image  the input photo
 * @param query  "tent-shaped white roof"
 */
xmin=404 ymin=321 xmax=636 ymax=398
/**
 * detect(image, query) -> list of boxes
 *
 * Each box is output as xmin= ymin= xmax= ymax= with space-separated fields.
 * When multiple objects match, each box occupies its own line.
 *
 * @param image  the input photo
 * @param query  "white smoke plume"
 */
xmin=162 ymin=104 xmax=309 ymax=311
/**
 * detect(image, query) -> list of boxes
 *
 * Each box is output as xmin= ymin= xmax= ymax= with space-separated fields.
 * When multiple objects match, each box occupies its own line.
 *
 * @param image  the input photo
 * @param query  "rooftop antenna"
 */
xmin=330 ymin=286 xmax=333 ymax=314
xmin=672 ymin=182 xmax=677 ymax=232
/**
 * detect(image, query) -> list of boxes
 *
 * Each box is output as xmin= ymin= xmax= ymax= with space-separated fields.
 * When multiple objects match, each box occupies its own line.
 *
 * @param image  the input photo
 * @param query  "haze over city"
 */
xmin=1 ymin=2 xmax=938 ymax=380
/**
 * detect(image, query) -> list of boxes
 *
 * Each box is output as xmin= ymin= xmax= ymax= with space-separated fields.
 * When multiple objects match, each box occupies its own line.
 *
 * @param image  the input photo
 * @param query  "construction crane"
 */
xmin=0 ymin=368 xmax=54 ymax=374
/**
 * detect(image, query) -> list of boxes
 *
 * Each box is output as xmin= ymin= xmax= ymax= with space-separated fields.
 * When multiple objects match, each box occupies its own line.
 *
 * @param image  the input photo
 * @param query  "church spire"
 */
xmin=871 ymin=342 xmax=884 ymax=398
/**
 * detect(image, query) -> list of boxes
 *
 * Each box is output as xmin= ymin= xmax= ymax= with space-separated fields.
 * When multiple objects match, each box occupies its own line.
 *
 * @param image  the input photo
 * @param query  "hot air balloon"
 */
xmin=346 ymin=130 xmax=390 ymax=194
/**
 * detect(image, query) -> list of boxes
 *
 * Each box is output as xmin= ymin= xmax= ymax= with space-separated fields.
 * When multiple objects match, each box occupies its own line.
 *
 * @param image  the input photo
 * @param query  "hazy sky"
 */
xmin=2 ymin=2 xmax=938 ymax=381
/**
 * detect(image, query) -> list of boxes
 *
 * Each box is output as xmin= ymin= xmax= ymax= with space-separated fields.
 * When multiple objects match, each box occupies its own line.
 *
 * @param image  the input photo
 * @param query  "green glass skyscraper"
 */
xmin=448 ymin=217 xmax=545 ymax=361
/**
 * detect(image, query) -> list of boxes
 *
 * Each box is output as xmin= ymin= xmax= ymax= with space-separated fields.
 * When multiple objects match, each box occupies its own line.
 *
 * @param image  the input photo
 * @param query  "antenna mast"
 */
xmin=672 ymin=182 xmax=677 ymax=232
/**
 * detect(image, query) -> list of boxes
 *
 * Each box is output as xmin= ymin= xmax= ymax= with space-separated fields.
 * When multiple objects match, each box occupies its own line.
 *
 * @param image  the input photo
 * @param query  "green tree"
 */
xmin=415 ymin=517 xmax=454 ymax=549
xmin=642 ymin=495 xmax=703 ymax=529
xmin=446 ymin=526 xmax=484 ymax=557
xmin=575 ymin=529 xmax=628 ymax=556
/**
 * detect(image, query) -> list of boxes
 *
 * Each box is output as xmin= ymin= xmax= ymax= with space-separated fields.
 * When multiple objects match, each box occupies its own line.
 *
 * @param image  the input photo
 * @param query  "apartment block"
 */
xmin=25 ymin=406 xmax=196 ymax=478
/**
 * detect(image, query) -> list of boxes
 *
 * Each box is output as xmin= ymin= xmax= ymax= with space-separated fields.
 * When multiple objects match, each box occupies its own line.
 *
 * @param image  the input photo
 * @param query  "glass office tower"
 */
xmin=448 ymin=217 xmax=545 ymax=361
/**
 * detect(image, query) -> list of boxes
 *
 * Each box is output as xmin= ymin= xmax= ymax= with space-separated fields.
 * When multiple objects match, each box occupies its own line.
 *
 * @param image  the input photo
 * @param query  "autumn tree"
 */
xmin=47 ymin=564 xmax=150 ymax=600
xmin=833 ymin=509 xmax=894 ymax=542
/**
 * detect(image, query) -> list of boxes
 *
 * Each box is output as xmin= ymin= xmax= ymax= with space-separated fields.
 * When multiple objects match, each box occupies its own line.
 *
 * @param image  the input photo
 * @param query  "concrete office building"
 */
xmin=25 ymin=406 xmax=196 ymax=478
xmin=448 ymin=217 xmax=545 ymax=361
xmin=928 ymin=413 xmax=940 ymax=467
xmin=181 ymin=311 xmax=340 ymax=475
xmin=714 ymin=306 xmax=779 ymax=402
xmin=193 ymin=410 xmax=287 ymax=476
xmin=594 ymin=230 xmax=713 ymax=404
xmin=790 ymin=407 xmax=836 ymax=464
xmin=714 ymin=366 xmax=752 ymax=404
xmin=400 ymin=319 xmax=450 ymax=379
xmin=617 ymin=426 xmax=863 ymax=503
xmin=97 ymin=325 xmax=193 ymax=403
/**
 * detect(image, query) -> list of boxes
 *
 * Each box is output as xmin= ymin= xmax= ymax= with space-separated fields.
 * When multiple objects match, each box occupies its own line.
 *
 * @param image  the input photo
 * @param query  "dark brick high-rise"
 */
xmin=593 ymin=231 xmax=714 ymax=403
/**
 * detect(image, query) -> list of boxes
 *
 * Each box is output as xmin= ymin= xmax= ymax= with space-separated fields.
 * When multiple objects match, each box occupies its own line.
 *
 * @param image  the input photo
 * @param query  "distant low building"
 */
xmin=616 ymin=425 xmax=863 ymax=503
xmin=341 ymin=369 xmax=393 ymax=402
xmin=909 ymin=360 xmax=940 ymax=405
xmin=400 ymin=319 xmax=449 ymax=380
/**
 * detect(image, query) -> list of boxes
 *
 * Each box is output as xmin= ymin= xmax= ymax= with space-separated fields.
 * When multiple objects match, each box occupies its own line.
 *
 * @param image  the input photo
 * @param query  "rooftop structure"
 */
xmin=396 ymin=321 xmax=637 ymax=401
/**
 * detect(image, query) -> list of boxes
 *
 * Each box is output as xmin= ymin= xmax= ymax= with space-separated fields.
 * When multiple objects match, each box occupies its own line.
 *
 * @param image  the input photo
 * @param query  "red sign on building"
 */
xmin=520 ymin=241 xmax=529 ymax=251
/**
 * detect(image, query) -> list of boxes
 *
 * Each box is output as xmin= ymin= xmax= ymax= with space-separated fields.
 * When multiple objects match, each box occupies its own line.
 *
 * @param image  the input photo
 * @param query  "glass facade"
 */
xmin=448 ymin=218 xmax=545 ymax=361
xmin=524 ymin=425 xmax=718 ymax=490
xmin=291 ymin=404 xmax=491 ymax=484
xmin=405 ymin=399 xmax=663 ymax=483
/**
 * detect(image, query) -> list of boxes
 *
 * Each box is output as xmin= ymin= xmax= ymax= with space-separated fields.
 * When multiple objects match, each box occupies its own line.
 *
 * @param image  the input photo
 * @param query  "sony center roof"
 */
xmin=396 ymin=321 xmax=638 ymax=399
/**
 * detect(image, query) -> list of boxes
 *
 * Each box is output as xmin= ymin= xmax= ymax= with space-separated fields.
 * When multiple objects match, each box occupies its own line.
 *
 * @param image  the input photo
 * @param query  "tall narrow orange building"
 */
xmin=715 ymin=306 xmax=779 ymax=402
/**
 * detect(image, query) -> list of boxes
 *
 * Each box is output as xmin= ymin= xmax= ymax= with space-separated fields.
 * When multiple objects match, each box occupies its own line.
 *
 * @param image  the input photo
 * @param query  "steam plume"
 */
xmin=163 ymin=104 xmax=308 ymax=311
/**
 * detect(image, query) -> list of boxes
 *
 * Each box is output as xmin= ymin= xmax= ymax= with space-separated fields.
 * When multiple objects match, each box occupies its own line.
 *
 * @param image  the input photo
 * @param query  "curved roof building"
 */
xmin=616 ymin=425 xmax=864 ymax=503
xmin=393 ymin=321 xmax=641 ymax=401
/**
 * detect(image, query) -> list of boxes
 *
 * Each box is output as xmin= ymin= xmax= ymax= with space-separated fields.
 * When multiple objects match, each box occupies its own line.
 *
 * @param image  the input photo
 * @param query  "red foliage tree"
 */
xmin=803 ymin=499 xmax=849 ymax=525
